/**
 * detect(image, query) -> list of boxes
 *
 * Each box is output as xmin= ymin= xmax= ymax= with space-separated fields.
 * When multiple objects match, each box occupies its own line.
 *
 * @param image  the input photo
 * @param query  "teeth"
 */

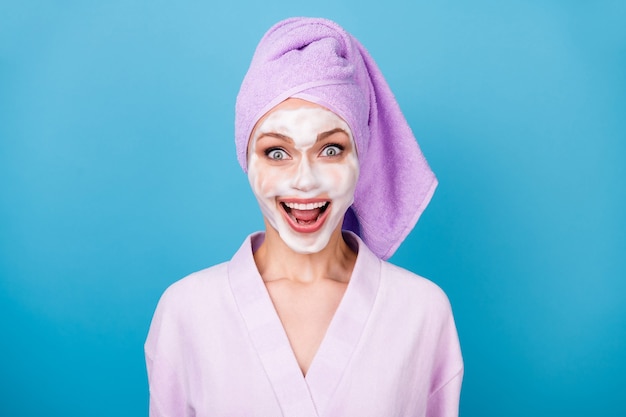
xmin=283 ymin=201 xmax=328 ymax=210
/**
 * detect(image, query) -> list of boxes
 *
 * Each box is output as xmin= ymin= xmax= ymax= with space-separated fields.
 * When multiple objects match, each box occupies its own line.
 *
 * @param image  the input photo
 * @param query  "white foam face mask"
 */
xmin=247 ymin=106 xmax=359 ymax=254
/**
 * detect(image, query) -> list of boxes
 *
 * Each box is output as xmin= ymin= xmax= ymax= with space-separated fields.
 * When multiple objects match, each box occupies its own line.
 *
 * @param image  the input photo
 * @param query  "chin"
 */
xmin=277 ymin=227 xmax=334 ymax=254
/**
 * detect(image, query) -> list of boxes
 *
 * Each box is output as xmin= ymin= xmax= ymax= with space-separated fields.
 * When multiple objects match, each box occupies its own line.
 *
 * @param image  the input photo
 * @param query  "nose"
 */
xmin=290 ymin=157 xmax=318 ymax=192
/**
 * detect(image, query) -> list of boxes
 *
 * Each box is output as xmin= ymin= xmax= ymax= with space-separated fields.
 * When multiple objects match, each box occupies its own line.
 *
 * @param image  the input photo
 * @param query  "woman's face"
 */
xmin=247 ymin=99 xmax=359 ymax=254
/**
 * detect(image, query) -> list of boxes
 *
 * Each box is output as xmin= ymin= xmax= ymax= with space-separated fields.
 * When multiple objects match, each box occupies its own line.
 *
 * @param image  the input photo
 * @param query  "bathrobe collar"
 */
xmin=227 ymin=231 xmax=381 ymax=416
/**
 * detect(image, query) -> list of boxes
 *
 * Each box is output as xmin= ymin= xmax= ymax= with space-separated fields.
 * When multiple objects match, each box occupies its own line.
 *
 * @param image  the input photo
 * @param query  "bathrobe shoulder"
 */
xmin=145 ymin=232 xmax=463 ymax=417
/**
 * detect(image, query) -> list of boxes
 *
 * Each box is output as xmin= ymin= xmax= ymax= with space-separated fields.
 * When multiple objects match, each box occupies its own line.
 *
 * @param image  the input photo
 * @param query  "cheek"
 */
xmin=249 ymin=162 xmax=290 ymax=198
xmin=319 ymin=161 xmax=359 ymax=197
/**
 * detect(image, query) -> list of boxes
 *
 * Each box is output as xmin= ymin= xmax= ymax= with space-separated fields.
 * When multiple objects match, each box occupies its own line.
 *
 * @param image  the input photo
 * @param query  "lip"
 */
xmin=278 ymin=198 xmax=331 ymax=233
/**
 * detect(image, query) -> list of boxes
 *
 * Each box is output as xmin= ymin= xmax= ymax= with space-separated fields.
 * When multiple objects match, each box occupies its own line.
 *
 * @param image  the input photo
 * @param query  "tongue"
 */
xmin=291 ymin=208 xmax=321 ymax=223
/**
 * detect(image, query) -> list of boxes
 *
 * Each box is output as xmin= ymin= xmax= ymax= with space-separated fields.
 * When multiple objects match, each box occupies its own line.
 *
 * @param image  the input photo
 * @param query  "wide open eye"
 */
xmin=266 ymin=148 xmax=289 ymax=160
xmin=320 ymin=144 xmax=344 ymax=157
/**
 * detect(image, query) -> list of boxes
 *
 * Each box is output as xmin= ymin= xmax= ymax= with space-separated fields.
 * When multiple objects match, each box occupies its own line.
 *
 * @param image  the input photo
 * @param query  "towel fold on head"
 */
xmin=235 ymin=17 xmax=437 ymax=260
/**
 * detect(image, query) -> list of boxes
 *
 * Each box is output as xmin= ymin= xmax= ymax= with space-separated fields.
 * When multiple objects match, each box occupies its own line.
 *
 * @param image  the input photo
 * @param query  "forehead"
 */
xmin=250 ymin=98 xmax=351 ymax=141
xmin=259 ymin=107 xmax=347 ymax=135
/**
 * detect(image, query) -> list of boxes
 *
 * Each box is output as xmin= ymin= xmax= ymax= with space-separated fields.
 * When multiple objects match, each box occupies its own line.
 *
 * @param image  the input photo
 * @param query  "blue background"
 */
xmin=1 ymin=0 xmax=624 ymax=415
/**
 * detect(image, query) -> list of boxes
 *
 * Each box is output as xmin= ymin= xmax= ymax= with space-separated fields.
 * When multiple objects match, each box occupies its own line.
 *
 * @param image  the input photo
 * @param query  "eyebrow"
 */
xmin=257 ymin=128 xmax=348 ymax=144
xmin=317 ymin=128 xmax=348 ymax=142
xmin=257 ymin=132 xmax=291 ymax=143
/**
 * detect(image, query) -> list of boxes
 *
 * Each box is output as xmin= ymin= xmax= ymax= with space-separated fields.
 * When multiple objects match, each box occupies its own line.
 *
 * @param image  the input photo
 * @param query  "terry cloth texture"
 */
xmin=235 ymin=17 xmax=437 ymax=260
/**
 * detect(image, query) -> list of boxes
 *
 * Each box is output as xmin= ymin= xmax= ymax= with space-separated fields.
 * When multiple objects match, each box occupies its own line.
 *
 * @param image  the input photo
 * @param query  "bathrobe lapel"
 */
xmin=304 ymin=232 xmax=380 ymax=415
xmin=228 ymin=233 xmax=319 ymax=417
xmin=227 ymin=232 xmax=380 ymax=417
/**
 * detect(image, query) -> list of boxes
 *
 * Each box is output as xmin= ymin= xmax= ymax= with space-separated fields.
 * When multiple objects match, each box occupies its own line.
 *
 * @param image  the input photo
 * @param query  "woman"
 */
xmin=145 ymin=17 xmax=463 ymax=417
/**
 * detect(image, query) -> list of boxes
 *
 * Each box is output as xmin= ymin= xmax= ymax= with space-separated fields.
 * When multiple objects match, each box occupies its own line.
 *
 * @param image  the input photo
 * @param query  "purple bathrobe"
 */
xmin=145 ymin=232 xmax=463 ymax=416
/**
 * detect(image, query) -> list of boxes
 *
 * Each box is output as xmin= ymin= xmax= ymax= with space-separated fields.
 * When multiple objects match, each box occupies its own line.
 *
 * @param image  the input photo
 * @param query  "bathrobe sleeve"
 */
xmin=427 ymin=370 xmax=464 ymax=417
xmin=425 ymin=302 xmax=464 ymax=417
xmin=145 ymin=287 xmax=190 ymax=417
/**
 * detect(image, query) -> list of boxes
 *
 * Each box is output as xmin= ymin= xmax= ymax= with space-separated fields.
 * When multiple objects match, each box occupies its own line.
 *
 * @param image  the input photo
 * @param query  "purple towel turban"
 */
xmin=235 ymin=17 xmax=437 ymax=260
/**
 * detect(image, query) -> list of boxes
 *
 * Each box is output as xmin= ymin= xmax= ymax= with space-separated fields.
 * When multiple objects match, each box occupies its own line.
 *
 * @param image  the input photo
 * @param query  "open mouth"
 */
xmin=280 ymin=200 xmax=331 ymax=233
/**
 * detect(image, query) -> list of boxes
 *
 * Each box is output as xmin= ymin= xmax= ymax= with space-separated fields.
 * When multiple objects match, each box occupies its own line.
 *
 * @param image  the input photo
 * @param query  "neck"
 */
xmin=253 ymin=222 xmax=357 ymax=285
